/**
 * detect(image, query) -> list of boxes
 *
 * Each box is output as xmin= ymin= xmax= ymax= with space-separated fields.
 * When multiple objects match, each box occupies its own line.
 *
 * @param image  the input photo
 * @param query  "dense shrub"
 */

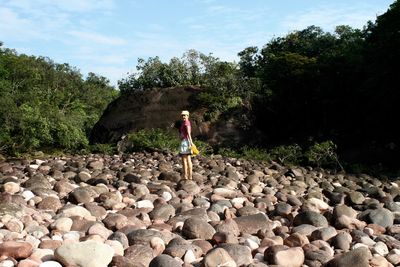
xmin=127 ymin=129 xmax=180 ymax=152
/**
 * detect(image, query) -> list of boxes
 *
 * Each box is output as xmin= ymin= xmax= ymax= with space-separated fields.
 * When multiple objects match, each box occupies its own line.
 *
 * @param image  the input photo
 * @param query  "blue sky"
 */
xmin=0 ymin=0 xmax=394 ymax=87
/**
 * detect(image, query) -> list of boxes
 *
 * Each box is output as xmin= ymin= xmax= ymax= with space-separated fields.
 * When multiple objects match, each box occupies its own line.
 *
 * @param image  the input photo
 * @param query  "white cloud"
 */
xmin=281 ymin=3 xmax=385 ymax=32
xmin=0 ymin=7 xmax=39 ymax=40
xmin=68 ymin=31 xmax=127 ymax=46
xmin=5 ymin=0 xmax=115 ymax=13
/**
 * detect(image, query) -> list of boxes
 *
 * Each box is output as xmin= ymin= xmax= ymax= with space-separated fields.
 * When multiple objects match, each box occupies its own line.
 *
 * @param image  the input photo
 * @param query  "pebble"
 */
xmin=0 ymin=154 xmax=399 ymax=266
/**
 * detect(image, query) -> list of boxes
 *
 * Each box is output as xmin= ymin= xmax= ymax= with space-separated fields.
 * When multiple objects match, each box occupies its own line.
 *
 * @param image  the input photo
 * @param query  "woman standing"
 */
xmin=179 ymin=110 xmax=193 ymax=180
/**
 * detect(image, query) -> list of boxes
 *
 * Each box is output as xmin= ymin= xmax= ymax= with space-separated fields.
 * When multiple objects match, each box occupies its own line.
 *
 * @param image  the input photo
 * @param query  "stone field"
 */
xmin=0 ymin=152 xmax=400 ymax=267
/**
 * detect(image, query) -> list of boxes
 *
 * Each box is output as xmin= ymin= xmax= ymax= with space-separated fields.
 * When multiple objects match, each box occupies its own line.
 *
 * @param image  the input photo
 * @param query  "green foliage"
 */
xmin=269 ymin=144 xmax=302 ymax=165
xmin=0 ymin=43 xmax=118 ymax=154
xmin=305 ymin=140 xmax=342 ymax=169
xmin=89 ymin=143 xmax=116 ymax=155
xmin=193 ymin=140 xmax=214 ymax=155
xmin=118 ymin=50 xmax=220 ymax=92
xmin=217 ymin=147 xmax=242 ymax=159
xmin=126 ymin=128 xmax=212 ymax=155
xmin=241 ymin=146 xmax=271 ymax=161
xmin=127 ymin=129 xmax=180 ymax=152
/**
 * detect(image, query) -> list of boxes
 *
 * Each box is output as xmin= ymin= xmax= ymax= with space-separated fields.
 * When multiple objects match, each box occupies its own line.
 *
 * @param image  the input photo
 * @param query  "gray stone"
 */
xmin=326 ymin=247 xmax=372 ymax=267
xmin=234 ymin=213 xmax=270 ymax=234
xmin=149 ymin=254 xmax=181 ymax=267
xmin=218 ymin=244 xmax=252 ymax=266
xmin=365 ymin=208 xmax=394 ymax=228
xmin=182 ymin=218 xmax=216 ymax=240
xmin=149 ymin=204 xmax=175 ymax=221
xmin=124 ymin=244 xmax=155 ymax=267
xmin=0 ymin=203 xmax=24 ymax=218
xmin=331 ymin=232 xmax=352 ymax=251
xmin=203 ymin=247 xmax=237 ymax=267
xmin=126 ymin=229 xmax=172 ymax=246
xmin=293 ymin=211 xmax=328 ymax=228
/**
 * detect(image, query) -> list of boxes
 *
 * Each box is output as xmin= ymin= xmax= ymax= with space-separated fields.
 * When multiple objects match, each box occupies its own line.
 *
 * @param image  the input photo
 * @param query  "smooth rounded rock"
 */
xmin=149 ymin=254 xmax=181 ymax=267
xmin=182 ymin=218 xmax=216 ymax=240
xmin=0 ymin=241 xmax=33 ymax=259
xmin=203 ymin=248 xmax=237 ymax=267
xmin=54 ymin=240 xmax=113 ymax=267
xmin=326 ymin=247 xmax=372 ymax=267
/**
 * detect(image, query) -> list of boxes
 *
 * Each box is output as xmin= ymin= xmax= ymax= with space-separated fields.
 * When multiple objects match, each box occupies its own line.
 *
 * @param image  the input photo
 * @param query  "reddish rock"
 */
xmin=0 ymin=241 xmax=33 ymax=259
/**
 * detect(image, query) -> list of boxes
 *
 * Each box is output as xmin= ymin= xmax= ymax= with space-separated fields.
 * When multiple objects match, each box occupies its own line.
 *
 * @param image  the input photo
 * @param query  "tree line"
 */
xmin=0 ymin=44 xmax=118 ymax=155
xmin=1 ymin=0 xmax=398 ymax=171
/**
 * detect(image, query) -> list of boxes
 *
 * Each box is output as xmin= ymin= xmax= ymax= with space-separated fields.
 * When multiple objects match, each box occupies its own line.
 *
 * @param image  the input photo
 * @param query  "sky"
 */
xmin=0 ymin=0 xmax=394 ymax=87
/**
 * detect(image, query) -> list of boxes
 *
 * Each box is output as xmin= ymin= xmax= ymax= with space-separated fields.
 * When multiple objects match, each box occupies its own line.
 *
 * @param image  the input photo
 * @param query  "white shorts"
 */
xmin=179 ymin=139 xmax=192 ymax=155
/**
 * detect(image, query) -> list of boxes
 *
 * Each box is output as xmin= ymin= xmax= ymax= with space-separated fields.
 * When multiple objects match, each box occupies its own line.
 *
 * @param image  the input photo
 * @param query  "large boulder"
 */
xmin=90 ymin=86 xmax=251 ymax=146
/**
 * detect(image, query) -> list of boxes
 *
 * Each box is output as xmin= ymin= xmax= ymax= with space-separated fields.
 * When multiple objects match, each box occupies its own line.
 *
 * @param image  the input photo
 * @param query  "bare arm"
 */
xmin=186 ymin=125 xmax=193 ymax=145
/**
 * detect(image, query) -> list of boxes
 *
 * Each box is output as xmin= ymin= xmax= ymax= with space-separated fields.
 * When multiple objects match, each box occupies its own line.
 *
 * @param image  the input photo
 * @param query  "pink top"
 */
xmin=179 ymin=120 xmax=191 ymax=140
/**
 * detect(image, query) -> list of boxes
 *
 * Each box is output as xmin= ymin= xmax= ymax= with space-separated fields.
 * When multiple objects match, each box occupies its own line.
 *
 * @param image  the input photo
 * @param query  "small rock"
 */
xmin=182 ymin=218 xmax=216 ymax=240
xmin=149 ymin=254 xmax=181 ymax=267
xmin=203 ymin=248 xmax=237 ymax=267
xmin=326 ymin=247 xmax=372 ymax=267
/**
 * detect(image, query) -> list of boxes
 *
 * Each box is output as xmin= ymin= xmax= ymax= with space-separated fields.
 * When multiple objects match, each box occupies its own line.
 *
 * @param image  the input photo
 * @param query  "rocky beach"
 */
xmin=0 ymin=152 xmax=399 ymax=267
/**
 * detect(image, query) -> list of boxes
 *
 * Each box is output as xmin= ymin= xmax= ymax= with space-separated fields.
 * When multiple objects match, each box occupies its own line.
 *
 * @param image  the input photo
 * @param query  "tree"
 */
xmin=0 ymin=43 xmax=118 ymax=154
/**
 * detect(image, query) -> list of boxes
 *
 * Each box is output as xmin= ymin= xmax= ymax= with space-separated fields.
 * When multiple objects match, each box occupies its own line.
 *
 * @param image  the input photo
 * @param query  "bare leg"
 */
xmin=187 ymin=155 xmax=193 ymax=180
xmin=182 ymin=155 xmax=188 ymax=179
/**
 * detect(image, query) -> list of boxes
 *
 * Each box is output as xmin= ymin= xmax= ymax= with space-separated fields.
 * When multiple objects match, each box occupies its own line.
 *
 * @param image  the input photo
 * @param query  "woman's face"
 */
xmin=182 ymin=114 xmax=188 ymax=121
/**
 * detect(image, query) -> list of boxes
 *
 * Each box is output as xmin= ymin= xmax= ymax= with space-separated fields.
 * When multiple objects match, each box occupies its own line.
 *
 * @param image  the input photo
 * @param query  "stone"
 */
xmin=0 ymin=203 xmax=24 ymax=218
xmin=0 ymin=241 xmax=33 ymax=259
xmin=234 ymin=213 xmax=269 ymax=234
xmin=333 ymin=205 xmax=358 ymax=219
xmin=304 ymin=246 xmax=333 ymax=265
xmin=275 ymin=202 xmax=293 ymax=216
xmin=77 ymin=171 xmax=92 ymax=183
xmin=30 ymin=248 xmax=54 ymax=262
xmin=364 ymin=208 xmax=394 ymax=228
xmin=124 ymin=244 xmax=154 ymax=266
xmin=372 ymin=241 xmax=389 ymax=256
xmin=369 ymin=256 xmax=392 ymax=267
xmin=284 ymin=232 xmax=310 ymax=247
xmin=3 ymin=181 xmax=20 ymax=194
xmin=70 ymin=187 xmax=96 ymax=204
xmin=149 ymin=254 xmax=181 ymax=267
xmin=293 ymin=211 xmax=328 ymax=228
xmin=54 ymin=240 xmax=114 ymax=267
xmin=310 ymin=227 xmax=337 ymax=241
xmin=126 ymin=229 xmax=171 ymax=246
xmin=214 ymin=219 xmax=240 ymax=236
xmin=347 ymin=191 xmax=365 ymax=205
xmin=38 ymin=261 xmax=63 ymax=267
xmin=326 ymin=247 xmax=372 ymax=267
xmin=266 ymin=246 xmax=305 ymax=267
xmin=217 ymin=244 xmax=252 ymax=266
xmin=37 ymin=196 xmax=62 ymax=212
xmin=88 ymin=223 xmax=113 ymax=240
xmin=203 ymin=248 xmax=237 ymax=267
xmin=110 ymin=255 xmax=145 ymax=267
xmin=51 ymin=217 xmax=73 ymax=232
xmin=58 ymin=204 xmax=92 ymax=218
xmin=331 ymin=232 xmax=352 ymax=251
xmin=213 ymin=188 xmax=237 ymax=198
xmin=149 ymin=204 xmax=176 ymax=221
xmin=108 ymin=232 xmax=129 ymax=249
xmin=182 ymin=218 xmax=216 ymax=240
